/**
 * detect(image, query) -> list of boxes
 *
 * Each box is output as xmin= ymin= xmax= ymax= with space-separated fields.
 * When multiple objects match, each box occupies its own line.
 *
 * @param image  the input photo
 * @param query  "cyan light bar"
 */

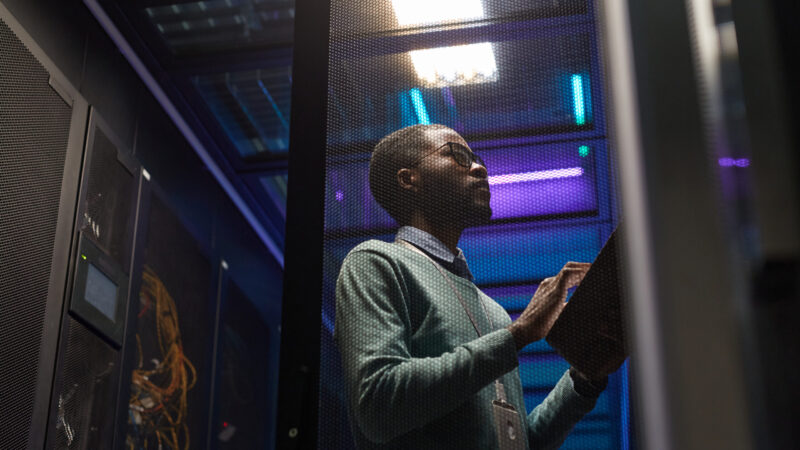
xmin=488 ymin=167 xmax=584 ymax=185
xmin=257 ymin=79 xmax=289 ymax=131
xmin=572 ymin=74 xmax=586 ymax=126
xmin=409 ymin=88 xmax=431 ymax=124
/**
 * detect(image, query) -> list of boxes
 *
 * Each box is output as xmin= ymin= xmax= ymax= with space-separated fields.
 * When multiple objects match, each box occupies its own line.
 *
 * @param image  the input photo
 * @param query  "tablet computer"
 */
xmin=546 ymin=225 xmax=629 ymax=379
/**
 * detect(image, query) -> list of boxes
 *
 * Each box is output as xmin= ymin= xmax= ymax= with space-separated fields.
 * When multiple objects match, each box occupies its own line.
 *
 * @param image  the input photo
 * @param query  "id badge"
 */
xmin=492 ymin=400 xmax=525 ymax=450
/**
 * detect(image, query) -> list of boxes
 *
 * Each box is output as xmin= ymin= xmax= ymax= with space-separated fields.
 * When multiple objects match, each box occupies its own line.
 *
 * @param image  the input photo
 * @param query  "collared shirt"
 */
xmin=395 ymin=225 xmax=475 ymax=282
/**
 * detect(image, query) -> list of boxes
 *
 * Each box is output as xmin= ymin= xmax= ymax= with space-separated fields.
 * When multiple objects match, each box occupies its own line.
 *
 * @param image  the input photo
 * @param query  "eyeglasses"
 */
xmin=410 ymin=142 xmax=486 ymax=169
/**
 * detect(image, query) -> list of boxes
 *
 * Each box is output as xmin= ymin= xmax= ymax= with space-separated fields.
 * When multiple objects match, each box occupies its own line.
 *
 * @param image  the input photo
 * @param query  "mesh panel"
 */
xmin=320 ymin=1 xmax=630 ymax=449
xmin=0 ymin=18 xmax=73 ymax=450
xmin=52 ymin=318 xmax=117 ymax=449
xmin=125 ymin=196 xmax=213 ymax=450
xmin=215 ymin=282 xmax=270 ymax=448
xmin=78 ymin=127 xmax=136 ymax=273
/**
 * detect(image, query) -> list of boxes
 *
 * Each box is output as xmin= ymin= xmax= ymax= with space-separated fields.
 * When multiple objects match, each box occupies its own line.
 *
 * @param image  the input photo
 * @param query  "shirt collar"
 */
xmin=395 ymin=226 xmax=474 ymax=281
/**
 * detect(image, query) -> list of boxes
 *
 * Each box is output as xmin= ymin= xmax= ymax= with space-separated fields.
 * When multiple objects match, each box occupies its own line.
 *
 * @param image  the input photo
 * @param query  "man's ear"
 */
xmin=396 ymin=168 xmax=419 ymax=193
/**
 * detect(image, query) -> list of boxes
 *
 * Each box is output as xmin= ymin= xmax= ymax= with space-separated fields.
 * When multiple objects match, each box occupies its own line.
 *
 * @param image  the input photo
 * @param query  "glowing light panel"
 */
xmin=391 ymin=0 xmax=484 ymax=26
xmin=719 ymin=157 xmax=750 ymax=167
xmin=488 ymin=167 xmax=584 ymax=185
xmin=409 ymin=88 xmax=431 ymax=124
xmin=409 ymin=43 xmax=497 ymax=87
xmin=572 ymin=74 xmax=586 ymax=125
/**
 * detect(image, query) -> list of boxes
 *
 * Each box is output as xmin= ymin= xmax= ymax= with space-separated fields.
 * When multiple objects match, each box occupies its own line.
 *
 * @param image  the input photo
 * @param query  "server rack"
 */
xmin=0 ymin=4 xmax=88 ymax=448
xmin=43 ymin=109 xmax=148 ymax=449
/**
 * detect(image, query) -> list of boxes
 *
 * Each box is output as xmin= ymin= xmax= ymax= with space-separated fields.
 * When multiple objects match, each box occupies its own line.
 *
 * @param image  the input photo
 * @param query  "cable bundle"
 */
xmin=127 ymin=266 xmax=197 ymax=450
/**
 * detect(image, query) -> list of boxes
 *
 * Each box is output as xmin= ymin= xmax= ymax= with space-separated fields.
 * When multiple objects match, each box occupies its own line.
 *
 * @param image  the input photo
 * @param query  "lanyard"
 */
xmin=395 ymin=238 xmax=508 ymax=402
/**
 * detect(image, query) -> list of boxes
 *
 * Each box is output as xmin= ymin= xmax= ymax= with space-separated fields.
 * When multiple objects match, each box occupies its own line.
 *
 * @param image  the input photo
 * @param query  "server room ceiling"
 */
xmin=100 ymin=0 xmax=296 ymax=248
xmin=98 ymin=0 xmax=598 ymax=247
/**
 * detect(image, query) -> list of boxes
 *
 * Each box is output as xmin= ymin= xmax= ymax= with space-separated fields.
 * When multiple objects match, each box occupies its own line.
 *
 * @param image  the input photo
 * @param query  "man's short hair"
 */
xmin=369 ymin=124 xmax=451 ymax=225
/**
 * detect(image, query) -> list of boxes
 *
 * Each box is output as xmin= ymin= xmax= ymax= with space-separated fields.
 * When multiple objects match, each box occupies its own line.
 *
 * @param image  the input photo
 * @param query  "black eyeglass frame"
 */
xmin=409 ymin=142 xmax=486 ymax=169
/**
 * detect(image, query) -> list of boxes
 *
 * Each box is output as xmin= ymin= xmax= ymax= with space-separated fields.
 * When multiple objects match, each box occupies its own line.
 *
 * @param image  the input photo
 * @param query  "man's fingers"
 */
xmin=532 ymin=265 xmax=588 ymax=308
xmin=556 ymin=267 xmax=590 ymax=288
xmin=530 ymin=276 xmax=563 ymax=310
xmin=558 ymin=264 xmax=591 ymax=280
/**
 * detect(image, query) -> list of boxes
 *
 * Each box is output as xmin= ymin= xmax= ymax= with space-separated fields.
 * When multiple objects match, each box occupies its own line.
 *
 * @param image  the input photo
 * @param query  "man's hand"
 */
xmin=506 ymin=262 xmax=591 ymax=351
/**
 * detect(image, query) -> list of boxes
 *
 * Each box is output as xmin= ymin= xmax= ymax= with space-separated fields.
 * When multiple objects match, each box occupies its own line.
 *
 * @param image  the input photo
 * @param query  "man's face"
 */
xmin=412 ymin=128 xmax=492 ymax=227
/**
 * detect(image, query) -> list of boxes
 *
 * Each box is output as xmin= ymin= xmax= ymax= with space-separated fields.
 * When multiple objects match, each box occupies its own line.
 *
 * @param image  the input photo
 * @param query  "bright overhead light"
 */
xmin=409 ymin=43 xmax=497 ymax=87
xmin=391 ymin=0 xmax=484 ymax=26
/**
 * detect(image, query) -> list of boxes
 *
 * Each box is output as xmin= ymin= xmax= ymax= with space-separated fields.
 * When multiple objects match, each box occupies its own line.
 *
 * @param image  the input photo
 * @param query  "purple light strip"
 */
xmin=718 ymin=157 xmax=750 ymax=167
xmin=488 ymin=167 xmax=584 ymax=185
xmin=84 ymin=0 xmax=283 ymax=267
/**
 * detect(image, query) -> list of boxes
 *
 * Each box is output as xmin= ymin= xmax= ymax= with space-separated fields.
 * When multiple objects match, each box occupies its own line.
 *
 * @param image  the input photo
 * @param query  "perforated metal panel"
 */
xmin=52 ymin=318 xmax=117 ymax=449
xmin=78 ymin=125 xmax=136 ymax=272
xmin=0 ymin=17 xmax=73 ymax=450
xmin=125 ymin=196 xmax=214 ymax=450
xmin=320 ymin=1 xmax=628 ymax=449
xmin=215 ymin=282 xmax=270 ymax=448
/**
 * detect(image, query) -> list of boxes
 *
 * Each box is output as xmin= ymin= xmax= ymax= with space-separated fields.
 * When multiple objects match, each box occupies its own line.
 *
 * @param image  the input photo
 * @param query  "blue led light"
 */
xmin=572 ymin=74 xmax=586 ymax=126
xmin=409 ymin=88 xmax=431 ymax=125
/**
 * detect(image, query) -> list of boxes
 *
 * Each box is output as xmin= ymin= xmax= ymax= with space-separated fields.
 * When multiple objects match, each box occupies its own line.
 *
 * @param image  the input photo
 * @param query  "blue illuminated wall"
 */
xmin=320 ymin=1 xmax=630 ymax=449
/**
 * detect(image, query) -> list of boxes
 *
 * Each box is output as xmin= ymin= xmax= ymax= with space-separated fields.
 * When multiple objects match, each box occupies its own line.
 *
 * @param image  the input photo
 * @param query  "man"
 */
xmin=335 ymin=124 xmax=612 ymax=449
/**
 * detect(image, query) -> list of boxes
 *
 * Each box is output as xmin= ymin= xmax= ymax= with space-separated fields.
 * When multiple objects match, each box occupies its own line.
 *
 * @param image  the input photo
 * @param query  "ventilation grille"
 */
xmin=0 ymin=18 xmax=73 ymax=450
xmin=52 ymin=318 xmax=117 ymax=449
xmin=216 ymin=282 xmax=270 ymax=448
xmin=79 ymin=127 xmax=136 ymax=273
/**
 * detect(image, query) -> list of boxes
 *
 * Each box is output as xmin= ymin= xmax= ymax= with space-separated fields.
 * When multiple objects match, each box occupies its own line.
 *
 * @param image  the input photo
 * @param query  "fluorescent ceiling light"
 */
xmin=391 ymin=0 xmax=484 ymax=26
xmin=409 ymin=43 xmax=497 ymax=87
xmin=488 ymin=167 xmax=584 ymax=185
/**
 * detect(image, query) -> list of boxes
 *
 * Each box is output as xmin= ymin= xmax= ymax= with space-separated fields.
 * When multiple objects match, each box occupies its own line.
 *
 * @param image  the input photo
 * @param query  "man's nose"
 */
xmin=469 ymin=161 xmax=488 ymax=178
